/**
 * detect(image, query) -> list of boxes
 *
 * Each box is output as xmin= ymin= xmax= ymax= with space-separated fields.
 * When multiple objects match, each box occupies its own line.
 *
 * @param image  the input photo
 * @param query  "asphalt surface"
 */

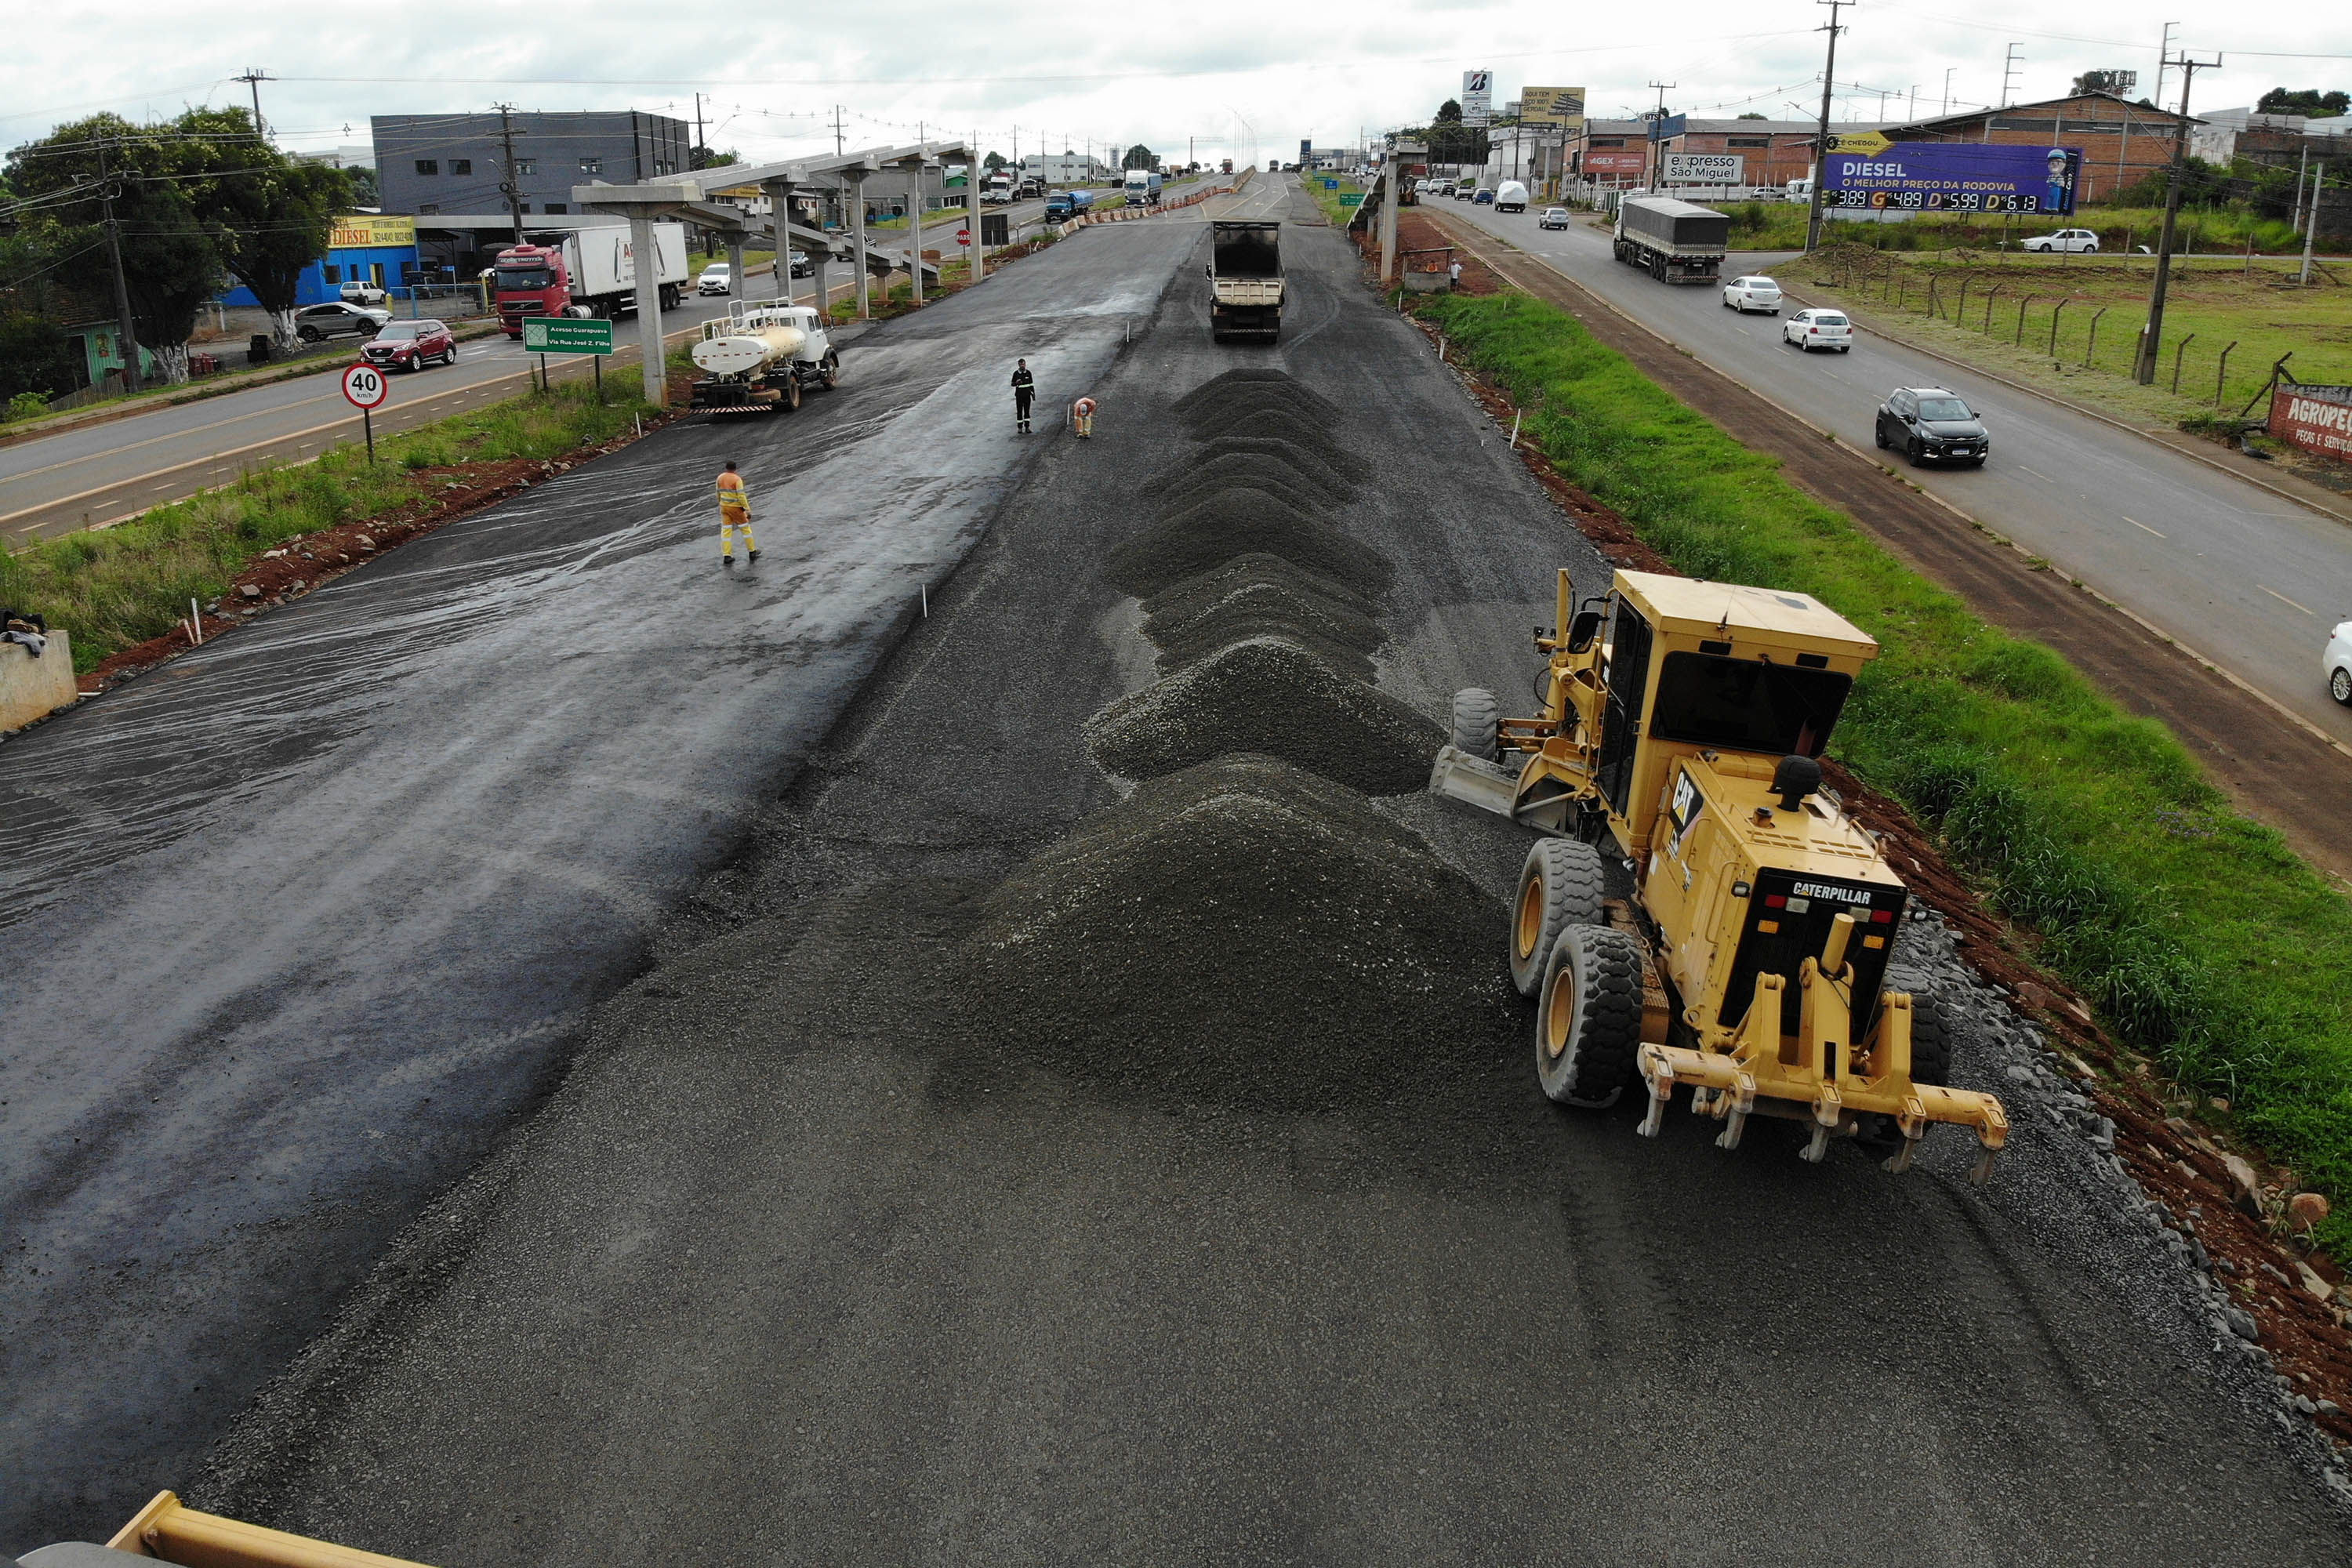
xmin=135 ymin=175 xmax=2350 ymax=1565
xmin=0 ymin=187 xmax=1099 ymax=546
xmin=0 ymin=205 xmax=1205 ymax=1548
xmin=1434 ymin=197 xmax=2352 ymax=747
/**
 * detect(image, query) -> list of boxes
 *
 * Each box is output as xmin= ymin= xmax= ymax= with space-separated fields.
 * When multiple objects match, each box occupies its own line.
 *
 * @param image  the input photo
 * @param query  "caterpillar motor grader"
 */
xmin=1432 ymin=568 xmax=2009 ymax=1181
xmin=16 ymin=1492 xmax=433 ymax=1568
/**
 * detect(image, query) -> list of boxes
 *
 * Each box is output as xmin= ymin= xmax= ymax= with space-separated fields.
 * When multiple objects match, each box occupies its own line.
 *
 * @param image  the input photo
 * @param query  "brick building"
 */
xmin=1873 ymin=92 xmax=2197 ymax=203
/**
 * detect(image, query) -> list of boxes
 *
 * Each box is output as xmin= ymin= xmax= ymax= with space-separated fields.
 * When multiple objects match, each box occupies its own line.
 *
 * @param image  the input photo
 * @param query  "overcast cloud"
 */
xmin=8 ymin=0 xmax=2347 ymax=170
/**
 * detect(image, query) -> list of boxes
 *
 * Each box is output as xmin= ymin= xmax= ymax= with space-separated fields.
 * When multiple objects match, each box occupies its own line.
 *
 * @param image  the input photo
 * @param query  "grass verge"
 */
xmin=1306 ymin=175 xmax=1363 ymax=227
xmin=0 ymin=377 xmax=656 ymax=675
xmin=1419 ymin=286 xmax=2352 ymax=1251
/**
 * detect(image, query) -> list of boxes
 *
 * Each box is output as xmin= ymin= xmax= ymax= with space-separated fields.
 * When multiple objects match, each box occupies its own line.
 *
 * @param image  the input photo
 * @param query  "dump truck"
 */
xmin=1431 ymin=568 xmax=2009 ymax=1179
xmin=688 ymin=302 xmax=840 ymax=414
xmin=1207 ymin=220 xmax=1283 ymax=343
xmin=1612 ymin=195 xmax=1728 ymax=284
xmin=20 ymin=1491 xmax=434 ymax=1568
xmin=490 ymin=223 xmax=688 ymax=337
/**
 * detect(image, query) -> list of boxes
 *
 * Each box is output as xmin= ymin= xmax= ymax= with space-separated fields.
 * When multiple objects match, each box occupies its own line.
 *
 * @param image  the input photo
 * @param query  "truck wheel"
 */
xmin=821 ymin=354 xmax=840 ymax=389
xmin=783 ymin=376 xmax=802 ymax=412
xmin=1854 ymin=968 xmax=1957 ymax=1159
xmin=1511 ymin=838 xmax=1607 ymax=997
xmin=1535 ymin=924 xmax=1643 ymax=1107
xmin=1449 ymin=688 xmax=1499 ymax=760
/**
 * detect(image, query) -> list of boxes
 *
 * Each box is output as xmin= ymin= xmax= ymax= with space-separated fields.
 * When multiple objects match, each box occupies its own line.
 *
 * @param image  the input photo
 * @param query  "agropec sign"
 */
xmin=2271 ymin=384 xmax=2352 ymax=466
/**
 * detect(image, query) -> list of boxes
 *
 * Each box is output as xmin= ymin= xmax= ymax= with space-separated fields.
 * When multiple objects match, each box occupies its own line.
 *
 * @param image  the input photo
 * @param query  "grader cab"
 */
xmin=1434 ymin=568 xmax=2009 ymax=1180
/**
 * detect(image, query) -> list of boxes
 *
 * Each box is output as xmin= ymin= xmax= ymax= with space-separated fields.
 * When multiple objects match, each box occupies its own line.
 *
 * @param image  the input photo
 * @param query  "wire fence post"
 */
xmin=2015 ymin=294 xmax=2034 ymax=346
xmin=2171 ymin=332 xmax=2197 ymax=394
xmin=2084 ymin=306 xmax=2109 ymax=368
xmin=2214 ymin=340 xmax=2238 ymax=408
xmin=2048 ymin=297 xmax=2068 ymax=358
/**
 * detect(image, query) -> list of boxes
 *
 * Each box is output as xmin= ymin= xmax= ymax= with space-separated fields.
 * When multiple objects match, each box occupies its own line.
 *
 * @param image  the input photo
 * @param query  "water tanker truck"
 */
xmin=688 ymin=303 xmax=840 ymax=415
xmin=491 ymin=222 xmax=688 ymax=337
xmin=1207 ymin=220 xmax=1283 ymax=343
xmin=1612 ymin=195 xmax=1729 ymax=284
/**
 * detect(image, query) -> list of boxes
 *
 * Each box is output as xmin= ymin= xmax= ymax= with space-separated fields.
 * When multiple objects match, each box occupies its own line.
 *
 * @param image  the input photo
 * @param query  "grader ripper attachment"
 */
xmin=1434 ymin=568 xmax=2009 ymax=1181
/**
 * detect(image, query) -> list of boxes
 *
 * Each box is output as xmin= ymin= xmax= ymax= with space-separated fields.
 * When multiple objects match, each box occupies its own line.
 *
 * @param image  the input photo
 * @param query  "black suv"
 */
xmin=1875 ymin=387 xmax=1989 ymax=467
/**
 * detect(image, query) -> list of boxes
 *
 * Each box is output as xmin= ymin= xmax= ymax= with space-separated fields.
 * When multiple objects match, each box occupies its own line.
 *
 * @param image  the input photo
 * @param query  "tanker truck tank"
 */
xmin=689 ymin=303 xmax=841 ymax=415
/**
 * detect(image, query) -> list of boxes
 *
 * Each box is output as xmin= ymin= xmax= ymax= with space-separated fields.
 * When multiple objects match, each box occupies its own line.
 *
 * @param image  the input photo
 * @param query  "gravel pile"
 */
xmin=1141 ymin=554 xmax=1388 ymax=678
xmin=1178 ymin=436 xmax=1359 ymax=497
xmin=1171 ymin=367 xmax=1342 ymax=425
xmin=943 ymin=753 xmax=1513 ymax=1110
xmin=1084 ymin=635 xmax=1439 ymax=794
xmin=1104 ymin=488 xmax=1392 ymax=600
xmin=1181 ymin=405 xmax=1347 ymax=454
xmin=1152 ymin=454 xmax=1331 ymax=522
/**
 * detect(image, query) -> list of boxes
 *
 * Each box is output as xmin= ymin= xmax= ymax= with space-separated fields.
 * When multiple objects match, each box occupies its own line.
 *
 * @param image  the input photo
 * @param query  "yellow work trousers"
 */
xmin=720 ymin=510 xmax=755 ymax=557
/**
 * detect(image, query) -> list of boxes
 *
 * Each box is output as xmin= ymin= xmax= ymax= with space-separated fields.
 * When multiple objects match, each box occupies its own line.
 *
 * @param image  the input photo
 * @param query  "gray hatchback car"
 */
xmin=1875 ymin=387 xmax=1990 ymax=467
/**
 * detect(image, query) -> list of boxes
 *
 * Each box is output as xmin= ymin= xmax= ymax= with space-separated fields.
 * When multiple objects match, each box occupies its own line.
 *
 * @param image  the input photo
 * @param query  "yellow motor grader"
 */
xmin=16 ymin=1493 xmax=433 ymax=1568
xmin=1432 ymin=568 xmax=2009 ymax=1180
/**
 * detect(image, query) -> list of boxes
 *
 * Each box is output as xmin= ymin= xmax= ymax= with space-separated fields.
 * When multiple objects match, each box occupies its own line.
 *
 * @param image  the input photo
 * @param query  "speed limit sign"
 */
xmin=340 ymin=362 xmax=390 ymax=409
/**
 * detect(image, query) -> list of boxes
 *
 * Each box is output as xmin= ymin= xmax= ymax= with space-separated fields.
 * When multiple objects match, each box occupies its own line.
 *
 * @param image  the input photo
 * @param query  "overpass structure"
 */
xmin=576 ymin=140 xmax=981 ymax=405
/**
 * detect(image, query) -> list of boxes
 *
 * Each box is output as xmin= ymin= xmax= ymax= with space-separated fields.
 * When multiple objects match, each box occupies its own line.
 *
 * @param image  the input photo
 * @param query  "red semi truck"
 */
xmin=490 ymin=222 xmax=689 ymax=338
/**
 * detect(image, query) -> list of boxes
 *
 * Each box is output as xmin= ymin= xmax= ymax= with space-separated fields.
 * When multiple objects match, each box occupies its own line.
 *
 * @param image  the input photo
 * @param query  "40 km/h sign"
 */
xmin=341 ymin=362 xmax=389 ymax=463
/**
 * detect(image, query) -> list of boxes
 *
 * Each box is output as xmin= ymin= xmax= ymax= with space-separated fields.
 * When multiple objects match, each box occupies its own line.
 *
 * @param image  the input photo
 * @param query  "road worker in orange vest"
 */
xmin=716 ymin=459 xmax=759 ymax=568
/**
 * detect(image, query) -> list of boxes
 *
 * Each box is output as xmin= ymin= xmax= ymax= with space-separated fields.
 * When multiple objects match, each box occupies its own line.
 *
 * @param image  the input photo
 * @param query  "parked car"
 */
xmin=1781 ymin=307 xmax=1852 ymax=352
xmin=1875 ymin=387 xmax=1989 ymax=466
xmin=698 ymin=263 xmax=733 ymax=296
xmin=1537 ymin=207 xmax=1570 ymax=230
xmin=1472 ymin=187 xmax=1495 ymax=204
xmin=293 ymin=301 xmax=390 ymax=343
xmin=2328 ymin=619 xmax=2352 ymax=706
xmin=338 ymin=280 xmax=387 ymax=306
xmin=1722 ymin=275 xmax=1783 ymax=314
xmin=2023 ymin=228 xmax=2100 ymax=253
xmin=358 ymin=318 xmax=457 ymax=372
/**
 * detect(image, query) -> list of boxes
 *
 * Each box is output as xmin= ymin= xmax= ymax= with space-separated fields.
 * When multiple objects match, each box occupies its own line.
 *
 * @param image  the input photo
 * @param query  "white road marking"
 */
xmin=2123 ymin=516 xmax=2165 ymax=538
xmin=2260 ymin=584 xmax=2316 ymax=615
xmin=2019 ymin=464 xmax=2055 ymax=481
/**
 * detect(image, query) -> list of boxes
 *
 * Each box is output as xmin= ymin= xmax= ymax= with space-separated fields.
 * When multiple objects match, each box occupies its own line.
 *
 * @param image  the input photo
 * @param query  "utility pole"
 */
xmin=2133 ymin=53 xmax=2221 ymax=383
xmin=494 ymin=103 xmax=525 ymax=245
xmin=832 ymin=105 xmax=846 ymax=157
xmin=2152 ymin=23 xmax=2178 ymax=115
xmin=235 ymin=68 xmax=274 ymax=143
xmin=2292 ymin=145 xmax=2310 ymax=235
xmin=97 ymin=138 xmax=142 ymax=394
xmin=2302 ymin=163 xmax=2327 ymax=286
xmin=1943 ymin=67 xmax=1955 ymax=116
xmin=693 ymin=92 xmax=704 ymax=165
xmin=1646 ymin=81 xmax=1675 ymax=191
xmin=2000 ymin=44 xmax=2024 ymax=111
xmin=1802 ymin=0 xmax=1846 ymax=252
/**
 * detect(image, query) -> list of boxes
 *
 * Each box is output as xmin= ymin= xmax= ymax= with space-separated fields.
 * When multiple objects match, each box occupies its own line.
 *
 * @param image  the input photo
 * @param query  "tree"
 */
xmin=2072 ymin=70 xmax=2140 ymax=97
xmin=1121 ymin=143 xmax=1158 ymax=172
xmin=983 ymin=151 xmax=1009 ymax=171
xmin=2256 ymin=88 xmax=2350 ymax=118
xmin=691 ymin=145 xmax=739 ymax=169
xmin=1435 ymin=99 xmax=1464 ymax=124
xmin=1737 ymin=111 xmax=1768 ymax=120
xmin=212 ymin=156 xmax=350 ymax=352
xmin=343 ymin=164 xmax=379 ymax=205
xmin=5 ymin=111 xmax=231 ymax=384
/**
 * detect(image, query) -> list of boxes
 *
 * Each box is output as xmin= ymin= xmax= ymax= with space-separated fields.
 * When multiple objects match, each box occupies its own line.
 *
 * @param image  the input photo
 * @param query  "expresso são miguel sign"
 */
xmin=2271 ymin=383 xmax=2352 ymax=466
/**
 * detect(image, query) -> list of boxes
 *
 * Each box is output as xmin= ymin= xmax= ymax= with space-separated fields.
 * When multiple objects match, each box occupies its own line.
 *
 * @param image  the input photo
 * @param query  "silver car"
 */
xmin=1722 ymin=275 xmax=1783 ymax=314
xmin=1537 ymin=207 xmax=1570 ymax=230
xmin=2327 ymin=619 xmax=2352 ymax=706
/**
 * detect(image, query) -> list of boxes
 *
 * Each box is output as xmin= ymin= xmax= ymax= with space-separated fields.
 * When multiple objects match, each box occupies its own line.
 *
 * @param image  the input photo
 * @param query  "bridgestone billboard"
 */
xmin=2272 ymin=384 xmax=2352 ymax=466
xmin=1664 ymin=153 xmax=1744 ymax=185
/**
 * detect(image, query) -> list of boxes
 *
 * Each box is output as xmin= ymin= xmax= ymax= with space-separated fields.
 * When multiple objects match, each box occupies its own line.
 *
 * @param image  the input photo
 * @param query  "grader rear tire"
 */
xmin=1450 ymin=688 xmax=1499 ymax=760
xmin=1856 ymin=967 xmax=1956 ymax=1157
xmin=1534 ymin=923 xmax=1643 ymax=1108
xmin=1509 ymin=837 xmax=1606 ymax=996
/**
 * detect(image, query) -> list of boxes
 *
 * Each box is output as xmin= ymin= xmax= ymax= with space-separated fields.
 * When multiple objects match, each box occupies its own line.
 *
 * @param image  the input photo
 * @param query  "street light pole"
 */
xmin=1804 ymin=0 xmax=1848 ymax=252
xmin=2132 ymin=53 xmax=2220 ymax=383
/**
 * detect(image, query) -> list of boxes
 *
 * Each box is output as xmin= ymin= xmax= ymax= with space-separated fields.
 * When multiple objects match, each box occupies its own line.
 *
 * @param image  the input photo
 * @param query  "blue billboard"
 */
xmin=1822 ymin=143 xmax=2082 ymax=215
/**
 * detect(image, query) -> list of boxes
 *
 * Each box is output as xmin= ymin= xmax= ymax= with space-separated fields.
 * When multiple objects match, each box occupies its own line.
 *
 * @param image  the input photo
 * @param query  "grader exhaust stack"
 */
xmin=1436 ymin=568 xmax=2009 ymax=1180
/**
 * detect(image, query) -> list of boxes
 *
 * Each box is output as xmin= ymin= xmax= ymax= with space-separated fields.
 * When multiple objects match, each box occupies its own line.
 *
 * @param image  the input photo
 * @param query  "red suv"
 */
xmin=359 ymin=318 xmax=458 ymax=372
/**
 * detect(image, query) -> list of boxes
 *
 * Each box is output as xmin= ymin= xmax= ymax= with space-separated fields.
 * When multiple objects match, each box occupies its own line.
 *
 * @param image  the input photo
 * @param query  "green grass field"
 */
xmin=0 ymin=378 xmax=654 ymax=674
xmin=1724 ymin=201 xmax=2310 ymax=256
xmin=1420 ymin=287 xmax=2352 ymax=1247
xmin=1306 ymin=175 xmax=1364 ymax=227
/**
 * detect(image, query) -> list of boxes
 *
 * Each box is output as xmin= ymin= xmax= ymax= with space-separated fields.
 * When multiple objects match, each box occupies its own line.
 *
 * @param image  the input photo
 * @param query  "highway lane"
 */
xmin=0 ymin=215 xmax=1202 ymax=1548
xmin=1435 ymin=197 xmax=2352 ymax=746
xmin=0 ymin=192 xmax=1076 ymax=546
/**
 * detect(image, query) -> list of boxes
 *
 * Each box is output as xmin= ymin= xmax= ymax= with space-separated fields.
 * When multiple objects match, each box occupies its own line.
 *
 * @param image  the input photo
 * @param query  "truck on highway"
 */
xmin=1612 ymin=194 xmax=1729 ymax=284
xmin=1494 ymin=180 xmax=1530 ymax=212
xmin=1018 ymin=174 xmax=1047 ymax=198
xmin=1045 ymin=188 xmax=1095 ymax=220
xmin=492 ymin=222 xmax=688 ymax=337
xmin=1208 ymin=220 xmax=1283 ymax=343
xmin=688 ymin=302 xmax=840 ymax=415
xmin=1124 ymin=169 xmax=1165 ymax=207
xmin=982 ymin=172 xmax=1015 ymax=204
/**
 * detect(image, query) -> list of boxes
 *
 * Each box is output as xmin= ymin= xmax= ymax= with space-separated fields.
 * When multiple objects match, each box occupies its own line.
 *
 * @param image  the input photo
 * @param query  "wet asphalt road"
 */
xmin=0 ymin=210 xmax=1204 ymax=1548
xmin=166 ymin=178 xmax=2352 ymax=1565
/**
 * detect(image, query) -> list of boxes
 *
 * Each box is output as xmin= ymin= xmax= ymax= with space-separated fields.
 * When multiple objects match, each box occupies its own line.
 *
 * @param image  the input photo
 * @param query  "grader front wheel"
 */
xmin=1535 ymin=924 xmax=1643 ymax=1108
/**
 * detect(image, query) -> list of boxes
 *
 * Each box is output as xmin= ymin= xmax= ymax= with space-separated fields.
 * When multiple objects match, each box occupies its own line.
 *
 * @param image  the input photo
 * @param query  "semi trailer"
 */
xmin=1612 ymin=195 xmax=1729 ymax=284
xmin=1207 ymin=220 xmax=1283 ymax=343
xmin=1124 ymin=169 xmax=1165 ymax=206
xmin=491 ymin=223 xmax=688 ymax=337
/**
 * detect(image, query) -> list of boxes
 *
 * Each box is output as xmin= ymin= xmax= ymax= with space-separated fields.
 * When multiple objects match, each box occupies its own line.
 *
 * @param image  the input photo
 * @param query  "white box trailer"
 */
xmin=563 ymin=222 xmax=689 ymax=317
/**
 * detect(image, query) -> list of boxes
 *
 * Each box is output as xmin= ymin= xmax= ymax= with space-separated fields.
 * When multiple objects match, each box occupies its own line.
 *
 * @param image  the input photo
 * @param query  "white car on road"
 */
xmin=1782 ymin=308 xmax=1853 ymax=353
xmin=1722 ymin=275 xmax=1783 ymax=314
xmin=2023 ymin=228 xmax=2100 ymax=253
xmin=1537 ymin=207 xmax=1570 ymax=229
xmin=697 ymin=263 xmax=733 ymax=296
xmin=2328 ymin=619 xmax=2352 ymax=706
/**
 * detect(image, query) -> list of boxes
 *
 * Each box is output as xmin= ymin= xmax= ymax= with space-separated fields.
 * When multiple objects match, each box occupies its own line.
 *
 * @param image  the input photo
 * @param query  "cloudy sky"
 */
xmin=6 ymin=0 xmax=2347 ymax=170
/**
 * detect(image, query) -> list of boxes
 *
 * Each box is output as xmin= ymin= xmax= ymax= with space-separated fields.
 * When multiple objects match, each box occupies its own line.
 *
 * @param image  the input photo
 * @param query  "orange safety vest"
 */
xmin=715 ymin=470 xmax=750 ymax=516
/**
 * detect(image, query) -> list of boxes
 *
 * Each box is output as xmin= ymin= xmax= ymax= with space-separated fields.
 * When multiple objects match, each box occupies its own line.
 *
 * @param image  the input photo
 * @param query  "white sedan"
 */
xmin=1537 ymin=207 xmax=1570 ymax=229
xmin=2327 ymin=619 xmax=2352 ymax=706
xmin=697 ymin=263 xmax=733 ymax=296
xmin=1782 ymin=308 xmax=1853 ymax=353
xmin=1722 ymin=275 xmax=1783 ymax=314
xmin=2023 ymin=227 xmax=2100 ymax=253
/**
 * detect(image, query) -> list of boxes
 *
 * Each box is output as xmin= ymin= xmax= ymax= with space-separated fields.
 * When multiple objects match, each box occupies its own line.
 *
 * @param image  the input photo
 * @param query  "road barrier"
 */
xmin=1 ymin=630 xmax=75 ymax=729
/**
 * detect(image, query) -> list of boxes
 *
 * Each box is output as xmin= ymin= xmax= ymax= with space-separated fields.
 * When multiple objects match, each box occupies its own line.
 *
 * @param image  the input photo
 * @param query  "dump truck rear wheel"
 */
xmin=1856 ymin=968 xmax=1956 ymax=1157
xmin=1450 ymin=688 xmax=1499 ymax=760
xmin=1511 ymin=838 xmax=1606 ymax=996
xmin=1534 ymin=923 xmax=1642 ymax=1106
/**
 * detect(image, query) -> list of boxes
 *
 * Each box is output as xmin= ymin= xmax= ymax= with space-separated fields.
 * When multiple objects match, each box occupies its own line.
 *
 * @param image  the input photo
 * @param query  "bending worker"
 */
xmin=1070 ymin=395 xmax=1096 ymax=439
xmin=1011 ymin=358 xmax=1036 ymax=434
xmin=716 ymin=459 xmax=759 ymax=568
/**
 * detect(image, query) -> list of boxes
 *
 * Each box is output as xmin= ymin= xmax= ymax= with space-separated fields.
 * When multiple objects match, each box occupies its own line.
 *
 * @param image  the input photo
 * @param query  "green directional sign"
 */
xmin=1338 ymin=193 xmax=1363 ymax=208
xmin=521 ymin=317 xmax=615 ymax=354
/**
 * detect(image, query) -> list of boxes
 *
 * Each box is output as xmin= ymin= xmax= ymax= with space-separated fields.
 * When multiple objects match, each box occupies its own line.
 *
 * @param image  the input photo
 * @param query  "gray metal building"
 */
xmin=372 ymin=111 xmax=691 ymax=218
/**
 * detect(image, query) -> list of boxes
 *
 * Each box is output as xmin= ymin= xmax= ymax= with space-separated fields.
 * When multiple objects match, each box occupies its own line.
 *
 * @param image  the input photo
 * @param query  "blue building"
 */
xmin=220 ymin=215 xmax=422 ymax=306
